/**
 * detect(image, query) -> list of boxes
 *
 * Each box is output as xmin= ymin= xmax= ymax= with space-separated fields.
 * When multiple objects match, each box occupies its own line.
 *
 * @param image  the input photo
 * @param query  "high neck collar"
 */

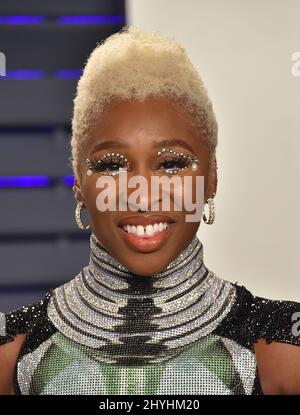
xmin=88 ymin=232 xmax=205 ymax=295
xmin=48 ymin=232 xmax=237 ymax=364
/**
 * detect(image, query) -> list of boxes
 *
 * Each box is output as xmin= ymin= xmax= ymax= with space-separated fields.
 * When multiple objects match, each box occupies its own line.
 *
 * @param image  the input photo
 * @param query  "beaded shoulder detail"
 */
xmin=0 ymin=292 xmax=57 ymax=354
xmin=214 ymin=284 xmax=300 ymax=348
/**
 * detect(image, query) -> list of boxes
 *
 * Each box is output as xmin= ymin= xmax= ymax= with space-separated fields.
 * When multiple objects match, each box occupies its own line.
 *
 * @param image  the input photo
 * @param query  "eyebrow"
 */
xmin=90 ymin=138 xmax=195 ymax=154
xmin=152 ymin=139 xmax=194 ymax=153
xmin=89 ymin=141 xmax=129 ymax=154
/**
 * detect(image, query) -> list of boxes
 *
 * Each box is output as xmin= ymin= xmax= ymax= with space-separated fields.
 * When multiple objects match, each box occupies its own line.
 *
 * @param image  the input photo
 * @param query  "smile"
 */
xmin=122 ymin=222 xmax=169 ymax=237
xmin=118 ymin=215 xmax=175 ymax=253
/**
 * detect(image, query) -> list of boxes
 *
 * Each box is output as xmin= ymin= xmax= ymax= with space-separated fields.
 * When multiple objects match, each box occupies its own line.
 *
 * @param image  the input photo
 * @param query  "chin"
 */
xmin=120 ymin=250 xmax=175 ymax=276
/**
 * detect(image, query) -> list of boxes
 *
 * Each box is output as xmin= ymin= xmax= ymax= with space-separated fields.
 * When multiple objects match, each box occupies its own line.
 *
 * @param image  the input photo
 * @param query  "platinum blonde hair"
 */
xmin=71 ymin=25 xmax=218 ymax=180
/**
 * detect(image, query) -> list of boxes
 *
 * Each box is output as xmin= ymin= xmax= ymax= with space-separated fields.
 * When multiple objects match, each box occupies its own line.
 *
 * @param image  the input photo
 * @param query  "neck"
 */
xmin=88 ymin=232 xmax=207 ymax=296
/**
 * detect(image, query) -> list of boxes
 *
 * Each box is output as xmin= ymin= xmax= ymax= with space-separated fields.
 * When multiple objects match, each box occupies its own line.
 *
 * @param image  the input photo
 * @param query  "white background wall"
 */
xmin=126 ymin=0 xmax=300 ymax=300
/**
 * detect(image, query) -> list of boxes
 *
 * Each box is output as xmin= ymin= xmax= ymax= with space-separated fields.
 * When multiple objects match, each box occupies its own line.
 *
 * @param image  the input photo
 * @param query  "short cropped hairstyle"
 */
xmin=71 ymin=25 xmax=218 ymax=180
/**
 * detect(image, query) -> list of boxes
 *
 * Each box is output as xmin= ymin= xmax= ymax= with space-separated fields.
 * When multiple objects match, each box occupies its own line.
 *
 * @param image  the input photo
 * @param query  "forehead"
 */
xmin=87 ymin=96 xmax=202 ymax=151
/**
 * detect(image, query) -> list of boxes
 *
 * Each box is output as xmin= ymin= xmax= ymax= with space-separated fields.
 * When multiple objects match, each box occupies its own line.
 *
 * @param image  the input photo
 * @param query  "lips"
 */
xmin=117 ymin=214 xmax=176 ymax=253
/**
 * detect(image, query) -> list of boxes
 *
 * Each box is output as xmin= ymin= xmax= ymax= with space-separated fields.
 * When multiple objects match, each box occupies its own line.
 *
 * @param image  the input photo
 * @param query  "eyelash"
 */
xmin=86 ymin=153 xmax=132 ymax=176
xmin=86 ymin=149 xmax=199 ymax=176
xmin=156 ymin=155 xmax=193 ymax=174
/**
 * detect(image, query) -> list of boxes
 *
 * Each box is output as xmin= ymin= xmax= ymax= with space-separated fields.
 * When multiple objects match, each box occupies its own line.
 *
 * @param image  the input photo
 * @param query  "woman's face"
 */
xmin=74 ymin=96 xmax=217 ymax=276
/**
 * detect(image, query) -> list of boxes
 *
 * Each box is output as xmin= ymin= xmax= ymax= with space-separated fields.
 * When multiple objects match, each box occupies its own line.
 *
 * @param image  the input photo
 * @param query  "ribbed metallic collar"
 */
xmin=48 ymin=233 xmax=236 ymax=364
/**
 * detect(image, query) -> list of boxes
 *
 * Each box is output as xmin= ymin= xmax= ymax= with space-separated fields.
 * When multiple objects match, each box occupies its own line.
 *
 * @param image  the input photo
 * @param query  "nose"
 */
xmin=118 ymin=162 xmax=161 ymax=212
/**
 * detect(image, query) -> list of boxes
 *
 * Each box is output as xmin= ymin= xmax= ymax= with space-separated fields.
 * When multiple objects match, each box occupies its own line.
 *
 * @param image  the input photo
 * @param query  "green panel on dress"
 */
xmin=28 ymin=331 xmax=249 ymax=395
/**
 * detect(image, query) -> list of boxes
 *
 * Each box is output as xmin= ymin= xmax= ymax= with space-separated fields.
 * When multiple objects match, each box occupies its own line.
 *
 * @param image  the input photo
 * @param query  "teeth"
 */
xmin=136 ymin=225 xmax=144 ymax=236
xmin=145 ymin=225 xmax=154 ymax=236
xmin=122 ymin=222 xmax=169 ymax=235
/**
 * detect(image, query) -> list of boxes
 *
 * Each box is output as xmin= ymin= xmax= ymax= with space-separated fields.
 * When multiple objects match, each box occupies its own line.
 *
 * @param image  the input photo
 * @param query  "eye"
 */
xmin=155 ymin=148 xmax=200 ymax=175
xmin=157 ymin=156 xmax=191 ymax=173
xmin=86 ymin=153 xmax=131 ymax=176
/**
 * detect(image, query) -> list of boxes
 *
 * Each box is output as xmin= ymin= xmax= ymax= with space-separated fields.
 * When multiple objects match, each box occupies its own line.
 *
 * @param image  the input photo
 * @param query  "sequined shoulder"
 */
xmin=0 ymin=292 xmax=57 ymax=351
xmin=214 ymin=284 xmax=300 ymax=348
xmin=251 ymin=292 xmax=300 ymax=346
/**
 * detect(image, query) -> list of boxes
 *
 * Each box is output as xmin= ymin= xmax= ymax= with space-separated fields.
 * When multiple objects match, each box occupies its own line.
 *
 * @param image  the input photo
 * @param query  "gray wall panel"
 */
xmin=0 ymin=80 xmax=76 ymax=125
xmin=0 ymin=129 xmax=72 ymax=175
xmin=0 ymin=187 xmax=80 ymax=234
xmin=0 ymin=290 xmax=48 ymax=313
xmin=0 ymin=238 xmax=90 ymax=286
xmin=0 ymin=25 xmax=122 ymax=70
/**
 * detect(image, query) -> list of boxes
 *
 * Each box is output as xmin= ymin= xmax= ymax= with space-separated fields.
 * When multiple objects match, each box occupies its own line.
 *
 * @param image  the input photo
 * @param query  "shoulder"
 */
xmin=0 ymin=291 xmax=54 ymax=348
xmin=215 ymin=283 xmax=300 ymax=394
xmin=252 ymin=289 xmax=300 ymax=346
xmin=254 ymin=338 xmax=300 ymax=394
xmin=215 ymin=283 xmax=300 ymax=347
xmin=0 ymin=292 xmax=56 ymax=395
xmin=0 ymin=334 xmax=26 ymax=394
xmin=250 ymin=289 xmax=300 ymax=394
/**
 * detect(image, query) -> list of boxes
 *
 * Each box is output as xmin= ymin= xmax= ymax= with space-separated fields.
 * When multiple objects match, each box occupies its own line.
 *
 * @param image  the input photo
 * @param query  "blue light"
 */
xmin=0 ymin=176 xmax=53 ymax=188
xmin=4 ymin=70 xmax=46 ymax=80
xmin=0 ymin=16 xmax=45 ymax=25
xmin=1 ymin=69 xmax=84 ymax=80
xmin=57 ymin=15 xmax=125 ymax=25
xmin=0 ymin=15 xmax=125 ymax=26
xmin=0 ymin=175 xmax=75 ymax=188
xmin=54 ymin=69 xmax=83 ymax=80
xmin=62 ymin=175 xmax=75 ymax=187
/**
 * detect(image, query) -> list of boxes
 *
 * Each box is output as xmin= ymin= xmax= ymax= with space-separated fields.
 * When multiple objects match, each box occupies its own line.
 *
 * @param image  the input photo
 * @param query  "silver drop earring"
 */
xmin=75 ymin=201 xmax=91 ymax=230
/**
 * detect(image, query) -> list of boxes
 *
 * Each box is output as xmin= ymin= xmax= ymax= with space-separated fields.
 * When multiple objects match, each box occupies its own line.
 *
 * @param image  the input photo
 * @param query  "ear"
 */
xmin=72 ymin=177 xmax=84 ymax=204
xmin=205 ymin=156 xmax=218 ymax=201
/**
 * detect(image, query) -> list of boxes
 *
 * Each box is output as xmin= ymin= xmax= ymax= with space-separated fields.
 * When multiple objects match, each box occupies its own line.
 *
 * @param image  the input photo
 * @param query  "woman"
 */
xmin=0 ymin=26 xmax=300 ymax=395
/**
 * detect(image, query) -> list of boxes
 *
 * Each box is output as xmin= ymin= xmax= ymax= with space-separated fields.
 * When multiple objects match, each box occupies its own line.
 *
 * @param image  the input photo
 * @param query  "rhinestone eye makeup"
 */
xmin=85 ymin=148 xmax=200 ymax=177
xmin=86 ymin=153 xmax=132 ymax=177
xmin=156 ymin=148 xmax=200 ymax=175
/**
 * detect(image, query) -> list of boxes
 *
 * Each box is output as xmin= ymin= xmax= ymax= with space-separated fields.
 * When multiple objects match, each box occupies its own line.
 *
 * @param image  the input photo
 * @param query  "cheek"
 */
xmin=83 ymin=177 xmax=98 ymax=208
xmin=181 ymin=170 xmax=206 ymax=206
xmin=82 ymin=176 xmax=109 ymax=220
xmin=83 ymin=176 xmax=118 ymax=226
